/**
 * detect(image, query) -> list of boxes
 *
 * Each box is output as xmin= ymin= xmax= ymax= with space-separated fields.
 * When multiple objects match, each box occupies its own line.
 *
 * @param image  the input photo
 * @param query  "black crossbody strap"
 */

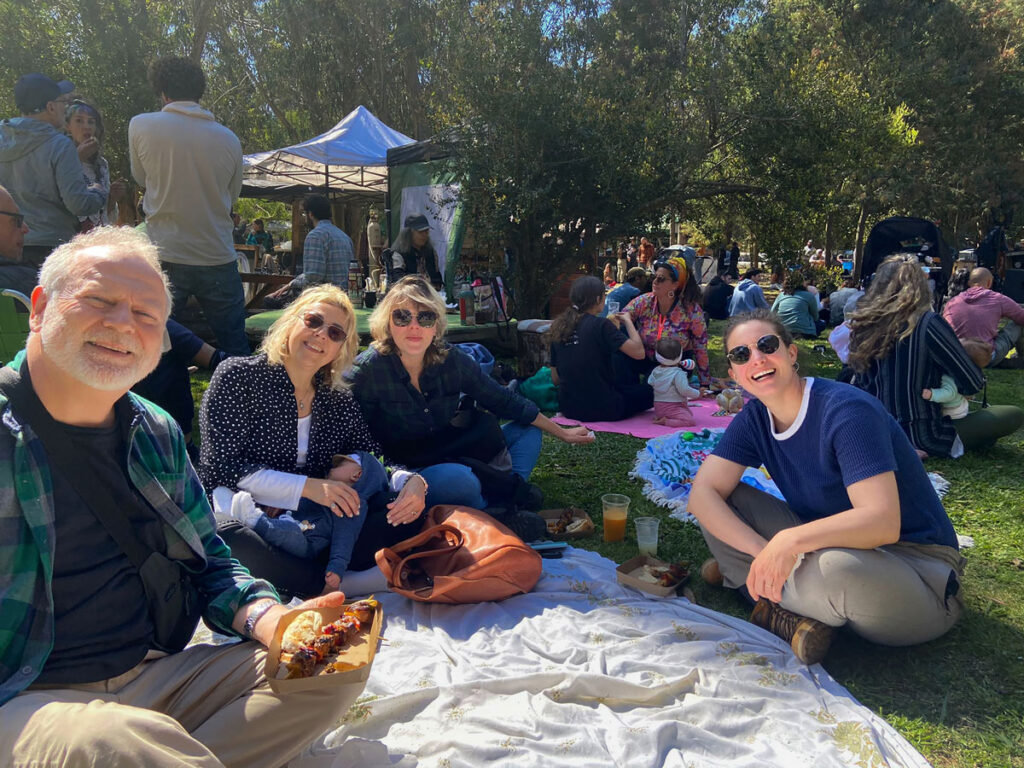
xmin=0 ymin=364 xmax=152 ymax=569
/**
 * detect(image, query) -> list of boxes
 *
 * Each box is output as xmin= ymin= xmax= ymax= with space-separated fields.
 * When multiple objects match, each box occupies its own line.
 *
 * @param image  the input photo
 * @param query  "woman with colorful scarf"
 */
xmin=623 ymin=255 xmax=711 ymax=386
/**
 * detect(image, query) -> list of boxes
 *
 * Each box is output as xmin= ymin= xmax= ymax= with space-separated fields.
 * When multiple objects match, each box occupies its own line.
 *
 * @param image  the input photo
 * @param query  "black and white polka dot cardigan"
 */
xmin=198 ymin=354 xmax=381 ymax=493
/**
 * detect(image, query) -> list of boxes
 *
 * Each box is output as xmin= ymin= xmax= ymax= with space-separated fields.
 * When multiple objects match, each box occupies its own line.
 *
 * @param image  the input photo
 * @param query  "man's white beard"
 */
xmin=39 ymin=311 xmax=159 ymax=392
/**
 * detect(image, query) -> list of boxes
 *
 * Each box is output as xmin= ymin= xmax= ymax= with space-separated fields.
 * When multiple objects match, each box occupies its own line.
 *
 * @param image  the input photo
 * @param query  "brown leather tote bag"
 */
xmin=375 ymin=506 xmax=543 ymax=604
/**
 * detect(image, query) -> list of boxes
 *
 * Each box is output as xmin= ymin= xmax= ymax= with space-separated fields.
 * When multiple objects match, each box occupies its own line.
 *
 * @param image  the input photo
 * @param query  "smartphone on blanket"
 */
xmin=530 ymin=541 xmax=568 ymax=558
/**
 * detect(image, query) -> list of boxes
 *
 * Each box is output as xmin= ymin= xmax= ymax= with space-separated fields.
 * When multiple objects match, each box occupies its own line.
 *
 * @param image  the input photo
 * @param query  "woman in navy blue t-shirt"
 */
xmin=689 ymin=309 xmax=964 ymax=665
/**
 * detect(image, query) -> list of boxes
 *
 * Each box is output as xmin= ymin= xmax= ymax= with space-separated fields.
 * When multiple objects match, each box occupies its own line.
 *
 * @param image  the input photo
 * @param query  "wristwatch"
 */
xmin=243 ymin=599 xmax=278 ymax=640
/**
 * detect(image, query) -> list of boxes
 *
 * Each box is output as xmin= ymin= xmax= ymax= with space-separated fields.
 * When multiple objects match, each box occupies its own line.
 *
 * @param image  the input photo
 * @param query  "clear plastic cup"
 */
xmin=634 ymin=517 xmax=659 ymax=557
xmin=601 ymin=493 xmax=630 ymax=542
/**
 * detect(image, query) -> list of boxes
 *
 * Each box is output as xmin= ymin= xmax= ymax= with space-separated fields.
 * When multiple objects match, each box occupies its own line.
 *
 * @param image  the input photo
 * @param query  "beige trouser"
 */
xmin=702 ymin=483 xmax=966 ymax=646
xmin=0 ymin=641 xmax=366 ymax=768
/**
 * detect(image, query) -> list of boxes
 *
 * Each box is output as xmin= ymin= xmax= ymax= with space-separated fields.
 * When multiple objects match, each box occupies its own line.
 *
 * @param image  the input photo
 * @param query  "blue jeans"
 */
xmin=253 ymin=452 xmax=390 ymax=576
xmin=417 ymin=423 xmax=542 ymax=509
xmin=162 ymin=260 xmax=250 ymax=356
xmin=501 ymin=422 xmax=542 ymax=480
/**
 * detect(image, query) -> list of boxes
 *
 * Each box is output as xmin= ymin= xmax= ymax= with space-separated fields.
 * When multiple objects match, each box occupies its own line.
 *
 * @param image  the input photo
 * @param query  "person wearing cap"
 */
xmin=0 ymin=184 xmax=36 ymax=297
xmin=386 ymin=214 xmax=443 ymax=291
xmin=622 ymin=255 xmax=711 ymax=386
xmin=0 ymin=73 xmax=108 ymax=268
xmin=129 ymin=57 xmax=248 ymax=356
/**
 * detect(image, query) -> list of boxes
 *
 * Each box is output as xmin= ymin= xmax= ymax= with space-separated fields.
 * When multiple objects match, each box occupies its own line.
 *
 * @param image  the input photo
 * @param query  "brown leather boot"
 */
xmin=750 ymin=598 xmax=834 ymax=665
xmin=699 ymin=558 xmax=724 ymax=586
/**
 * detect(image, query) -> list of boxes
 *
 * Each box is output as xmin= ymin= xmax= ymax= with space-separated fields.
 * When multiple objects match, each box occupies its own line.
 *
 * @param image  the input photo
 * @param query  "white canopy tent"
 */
xmin=242 ymin=105 xmax=414 ymax=200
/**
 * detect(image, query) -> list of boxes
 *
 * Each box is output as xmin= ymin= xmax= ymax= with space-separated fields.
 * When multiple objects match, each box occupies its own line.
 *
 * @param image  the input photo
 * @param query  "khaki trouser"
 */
xmin=1 ymin=641 xmax=365 ymax=768
xmin=703 ymin=483 xmax=966 ymax=646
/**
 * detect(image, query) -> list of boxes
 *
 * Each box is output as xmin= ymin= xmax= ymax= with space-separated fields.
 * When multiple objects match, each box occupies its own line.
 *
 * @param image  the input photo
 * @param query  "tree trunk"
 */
xmin=824 ymin=213 xmax=834 ymax=266
xmin=190 ymin=0 xmax=214 ymax=61
xmin=853 ymin=202 xmax=869 ymax=279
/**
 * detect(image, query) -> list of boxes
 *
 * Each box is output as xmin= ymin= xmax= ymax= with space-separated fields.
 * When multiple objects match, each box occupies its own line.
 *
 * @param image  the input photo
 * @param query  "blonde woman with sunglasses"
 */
xmin=349 ymin=277 xmax=593 ymax=538
xmin=199 ymin=285 xmax=427 ymax=597
xmin=688 ymin=308 xmax=965 ymax=665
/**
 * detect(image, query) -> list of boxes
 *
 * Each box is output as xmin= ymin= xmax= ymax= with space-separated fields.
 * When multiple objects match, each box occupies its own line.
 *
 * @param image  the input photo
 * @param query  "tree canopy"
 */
xmin=2 ymin=0 xmax=1022 ymax=309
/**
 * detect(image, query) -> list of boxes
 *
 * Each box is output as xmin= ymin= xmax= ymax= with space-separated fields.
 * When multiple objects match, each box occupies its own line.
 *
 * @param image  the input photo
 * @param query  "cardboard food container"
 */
xmin=616 ymin=555 xmax=690 ymax=597
xmin=540 ymin=507 xmax=595 ymax=540
xmin=266 ymin=601 xmax=384 ymax=693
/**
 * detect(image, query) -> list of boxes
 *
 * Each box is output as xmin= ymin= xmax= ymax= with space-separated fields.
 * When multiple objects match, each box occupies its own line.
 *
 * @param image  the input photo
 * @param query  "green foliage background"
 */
xmin=3 ymin=1 xmax=1022 ymax=313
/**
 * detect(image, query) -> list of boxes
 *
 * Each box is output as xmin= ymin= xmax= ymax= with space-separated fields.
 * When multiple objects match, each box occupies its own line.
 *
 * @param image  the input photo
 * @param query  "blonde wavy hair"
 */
xmin=847 ymin=254 xmax=932 ymax=373
xmin=260 ymin=284 xmax=358 ymax=390
xmin=369 ymin=275 xmax=449 ymax=367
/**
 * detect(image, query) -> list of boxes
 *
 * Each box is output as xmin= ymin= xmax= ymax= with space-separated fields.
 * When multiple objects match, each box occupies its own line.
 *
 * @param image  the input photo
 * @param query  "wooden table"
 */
xmin=239 ymin=273 xmax=292 ymax=309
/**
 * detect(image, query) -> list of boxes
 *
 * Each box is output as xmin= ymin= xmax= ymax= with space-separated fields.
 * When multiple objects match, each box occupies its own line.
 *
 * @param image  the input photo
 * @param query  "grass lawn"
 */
xmin=191 ymin=321 xmax=1023 ymax=767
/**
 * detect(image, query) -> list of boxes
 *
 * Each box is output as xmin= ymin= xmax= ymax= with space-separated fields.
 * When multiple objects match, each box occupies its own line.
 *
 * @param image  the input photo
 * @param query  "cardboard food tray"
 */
xmin=616 ymin=555 xmax=689 ymax=597
xmin=539 ymin=507 xmax=595 ymax=540
xmin=266 ymin=602 xmax=383 ymax=693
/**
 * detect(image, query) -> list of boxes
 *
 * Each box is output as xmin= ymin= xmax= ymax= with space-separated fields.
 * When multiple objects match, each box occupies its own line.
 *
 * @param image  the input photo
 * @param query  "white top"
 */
xmin=647 ymin=366 xmax=700 ymax=403
xmin=129 ymin=101 xmax=243 ymax=266
xmin=238 ymin=416 xmax=414 ymax=512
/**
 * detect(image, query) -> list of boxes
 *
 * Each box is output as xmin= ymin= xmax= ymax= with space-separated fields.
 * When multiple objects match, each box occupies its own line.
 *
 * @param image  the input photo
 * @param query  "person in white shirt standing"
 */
xmin=129 ymin=57 xmax=249 ymax=356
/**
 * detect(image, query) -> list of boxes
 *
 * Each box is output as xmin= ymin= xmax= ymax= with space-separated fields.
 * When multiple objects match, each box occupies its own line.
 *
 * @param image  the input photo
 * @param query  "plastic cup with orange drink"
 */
xmin=601 ymin=493 xmax=630 ymax=542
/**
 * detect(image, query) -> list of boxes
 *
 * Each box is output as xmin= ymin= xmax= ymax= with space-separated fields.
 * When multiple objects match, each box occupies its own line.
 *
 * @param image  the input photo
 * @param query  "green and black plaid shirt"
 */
xmin=0 ymin=356 xmax=279 ymax=705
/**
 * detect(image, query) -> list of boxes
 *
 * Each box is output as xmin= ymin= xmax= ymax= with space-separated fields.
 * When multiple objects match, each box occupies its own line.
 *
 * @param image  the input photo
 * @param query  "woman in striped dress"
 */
xmin=848 ymin=255 xmax=1022 ymax=458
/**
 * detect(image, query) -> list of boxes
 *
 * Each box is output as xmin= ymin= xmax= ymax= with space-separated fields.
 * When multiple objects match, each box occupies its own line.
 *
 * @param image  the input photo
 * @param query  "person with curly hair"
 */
xmin=129 ymin=56 xmax=248 ymax=355
xmin=848 ymin=255 xmax=1023 ymax=458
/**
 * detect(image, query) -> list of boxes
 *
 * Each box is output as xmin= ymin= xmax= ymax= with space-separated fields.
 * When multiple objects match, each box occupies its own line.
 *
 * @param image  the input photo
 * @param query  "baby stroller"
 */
xmin=862 ymin=217 xmax=954 ymax=310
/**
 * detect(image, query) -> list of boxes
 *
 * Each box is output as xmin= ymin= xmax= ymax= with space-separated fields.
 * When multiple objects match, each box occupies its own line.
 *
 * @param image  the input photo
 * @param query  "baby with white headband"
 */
xmin=647 ymin=336 xmax=699 ymax=427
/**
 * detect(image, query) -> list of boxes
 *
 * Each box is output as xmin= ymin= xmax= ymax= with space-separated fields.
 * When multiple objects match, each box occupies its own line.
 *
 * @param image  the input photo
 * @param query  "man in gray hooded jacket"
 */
xmin=0 ymin=74 xmax=108 ymax=267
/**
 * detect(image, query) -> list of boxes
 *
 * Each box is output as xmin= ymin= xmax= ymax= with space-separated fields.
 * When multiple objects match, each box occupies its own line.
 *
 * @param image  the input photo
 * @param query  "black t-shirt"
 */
xmin=550 ymin=313 xmax=628 ymax=421
xmin=703 ymin=281 xmax=734 ymax=320
xmin=34 ymin=397 xmax=165 ymax=685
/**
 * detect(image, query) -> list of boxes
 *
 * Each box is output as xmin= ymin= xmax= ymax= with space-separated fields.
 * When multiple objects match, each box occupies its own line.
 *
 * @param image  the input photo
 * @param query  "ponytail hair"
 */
xmin=550 ymin=276 xmax=606 ymax=344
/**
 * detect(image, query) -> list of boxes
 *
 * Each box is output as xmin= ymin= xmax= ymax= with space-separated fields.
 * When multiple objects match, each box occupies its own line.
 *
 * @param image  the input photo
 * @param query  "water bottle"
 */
xmin=459 ymin=283 xmax=475 ymax=325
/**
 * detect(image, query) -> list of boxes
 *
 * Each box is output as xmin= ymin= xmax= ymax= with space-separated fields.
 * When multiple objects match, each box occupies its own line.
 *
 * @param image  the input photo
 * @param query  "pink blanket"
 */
xmin=552 ymin=398 xmax=739 ymax=438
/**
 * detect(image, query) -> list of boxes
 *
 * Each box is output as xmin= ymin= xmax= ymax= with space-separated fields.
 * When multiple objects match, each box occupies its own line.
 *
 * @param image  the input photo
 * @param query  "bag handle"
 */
xmin=0 ymin=364 xmax=152 ymax=569
xmin=378 ymin=524 xmax=464 ymax=590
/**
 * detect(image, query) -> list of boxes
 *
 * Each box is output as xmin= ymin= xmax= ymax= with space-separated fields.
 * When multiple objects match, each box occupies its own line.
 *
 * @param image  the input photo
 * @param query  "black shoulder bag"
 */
xmin=0 ymin=366 xmax=202 ymax=653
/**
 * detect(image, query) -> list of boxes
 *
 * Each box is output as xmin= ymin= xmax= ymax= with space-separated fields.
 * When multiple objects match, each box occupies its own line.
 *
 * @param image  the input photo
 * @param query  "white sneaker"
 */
xmin=230 ymin=491 xmax=263 ymax=529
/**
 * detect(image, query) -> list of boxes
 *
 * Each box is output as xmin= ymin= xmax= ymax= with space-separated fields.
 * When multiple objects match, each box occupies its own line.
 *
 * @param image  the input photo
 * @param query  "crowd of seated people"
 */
xmin=3 ymin=78 xmax=1023 ymax=767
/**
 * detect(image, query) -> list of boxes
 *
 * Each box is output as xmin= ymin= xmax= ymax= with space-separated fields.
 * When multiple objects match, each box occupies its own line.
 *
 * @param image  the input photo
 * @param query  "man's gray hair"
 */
xmin=38 ymin=226 xmax=172 ymax=315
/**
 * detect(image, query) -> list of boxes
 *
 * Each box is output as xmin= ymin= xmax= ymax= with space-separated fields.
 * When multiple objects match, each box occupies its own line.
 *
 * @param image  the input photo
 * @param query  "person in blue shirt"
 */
xmin=689 ymin=308 xmax=964 ymax=665
xmin=600 ymin=267 xmax=648 ymax=317
xmin=727 ymin=268 xmax=769 ymax=315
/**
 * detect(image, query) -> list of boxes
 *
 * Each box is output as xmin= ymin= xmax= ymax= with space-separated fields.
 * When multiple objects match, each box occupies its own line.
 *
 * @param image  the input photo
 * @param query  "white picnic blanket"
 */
xmin=291 ymin=548 xmax=930 ymax=768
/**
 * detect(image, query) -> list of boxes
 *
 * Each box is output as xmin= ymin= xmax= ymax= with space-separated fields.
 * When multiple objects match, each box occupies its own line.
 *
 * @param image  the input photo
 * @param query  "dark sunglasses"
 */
xmin=726 ymin=334 xmax=782 ymax=365
xmin=391 ymin=308 xmax=438 ymax=328
xmin=0 ymin=211 xmax=25 ymax=227
xmin=652 ymin=274 xmax=672 ymax=284
xmin=301 ymin=311 xmax=347 ymax=343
